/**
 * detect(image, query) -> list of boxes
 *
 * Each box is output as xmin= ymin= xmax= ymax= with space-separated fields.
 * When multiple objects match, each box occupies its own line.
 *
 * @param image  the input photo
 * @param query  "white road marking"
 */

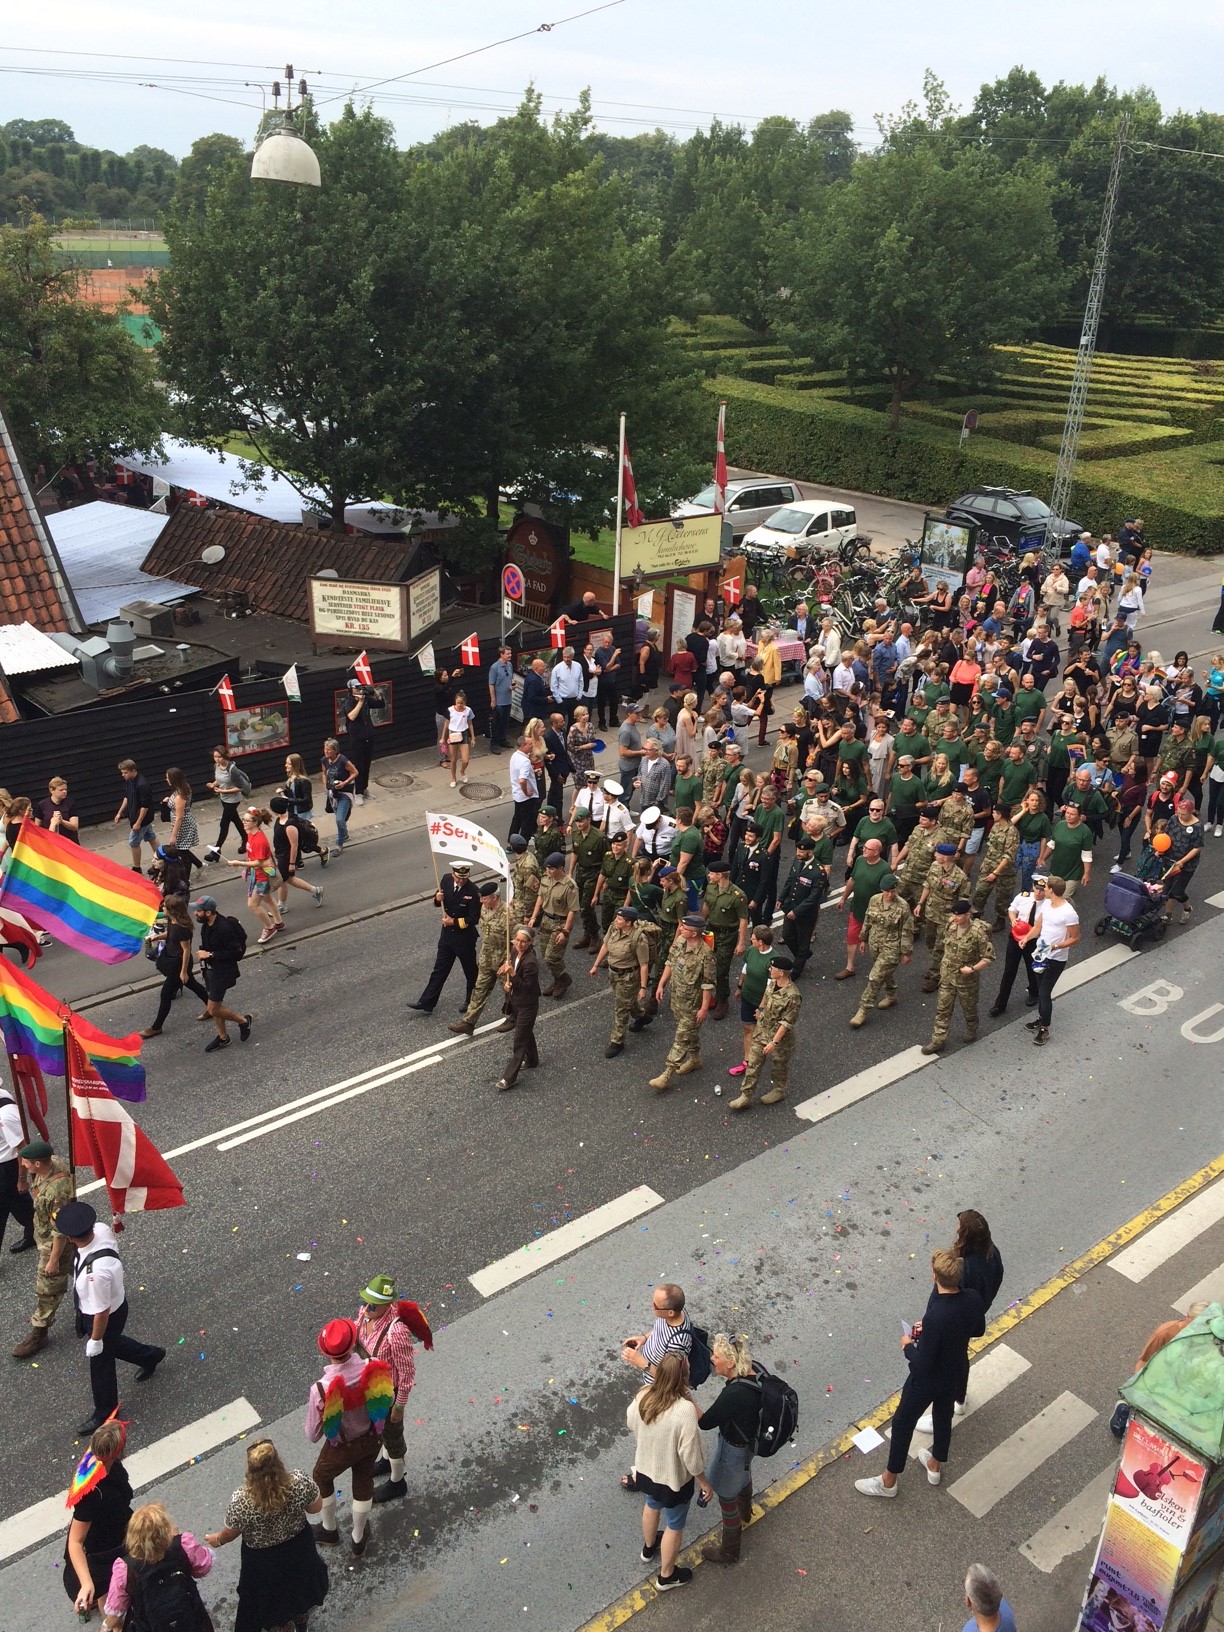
xmin=1109 ymin=1180 xmax=1224 ymax=1283
xmin=947 ymin=1392 xmax=1098 ymax=1518
xmin=1203 ymin=889 xmax=1224 ymax=910
xmin=1020 ymin=1465 xmax=1118 ymax=1573
xmin=900 ymin=1343 xmax=1032 ymax=1461
xmin=217 ymin=1058 xmax=443 ymax=1149
xmin=793 ymin=1045 xmax=936 ymax=1123
xmin=0 ymin=1397 xmax=259 ymax=1563
xmin=1051 ymin=944 xmax=1138 ymax=995
xmin=1173 ymin=1262 xmax=1224 ymax=1314
xmin=469 ymin=1185 xmax=666 ymax=1298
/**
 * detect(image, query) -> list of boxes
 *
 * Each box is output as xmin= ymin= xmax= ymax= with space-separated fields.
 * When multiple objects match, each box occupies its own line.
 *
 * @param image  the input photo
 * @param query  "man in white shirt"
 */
xmin=634 ymin=804 xmax=677 ymax=862
xmin=895 ymin=624 xmax=914 ymax=664
xmin=507 ymin=739 xmax=540 ymax=842
xmin=0 ymin=1089 xmax=34 ymax=1254
xmin=831 ymin=657 xmax=858 ymax=695
xmin=1023 ymin=874 xmax=1080 ymax=1047
xmin=818 ymin=619 xmax=842 ymax=671
xmin=56 ymin=1199 xmax=164 ymax=1432
xmin=549 ymin=647 xmax=585 ymax=724
xmin=601 ymin=780 xmax=635 ymax=839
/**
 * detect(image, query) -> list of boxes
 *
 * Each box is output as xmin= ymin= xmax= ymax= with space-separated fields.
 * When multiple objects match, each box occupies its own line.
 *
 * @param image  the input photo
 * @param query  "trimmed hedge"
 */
xmin=1039 ymin=424 xmax=1194 ymax=461
xmin=711 ymin=374 xmax=1224 ymax=555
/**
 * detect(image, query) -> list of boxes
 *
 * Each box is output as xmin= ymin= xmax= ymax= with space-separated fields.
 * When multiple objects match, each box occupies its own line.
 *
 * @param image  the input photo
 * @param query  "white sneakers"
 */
xmin=1215 ymin=824 xmax=1223 ymax=838
xmin=854 ymin=1475 xmax=896 ymax=1499
xmin=926 ymin=1458 xmax=942 ymax=1486
xmin=916 ymin=1401 xmax=966 ymax=1435
xmin=312 ymin=886 xmax=324 ymax=907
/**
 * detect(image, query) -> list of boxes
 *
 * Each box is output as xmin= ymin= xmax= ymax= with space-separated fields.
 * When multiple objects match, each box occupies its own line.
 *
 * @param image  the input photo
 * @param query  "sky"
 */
xmin=3 ymin=0 xmax=1222 ymax=158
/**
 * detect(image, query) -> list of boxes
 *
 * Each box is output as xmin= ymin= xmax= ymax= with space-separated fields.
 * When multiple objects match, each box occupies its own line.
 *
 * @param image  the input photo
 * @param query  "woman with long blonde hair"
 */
xmin=626 ymin=1352 xmax=712 ymax=1592
xmin=205 ymin=1438 xmax=329 ymax=1632
xmin=101 ymin=1501 xmax=213 ymax=1631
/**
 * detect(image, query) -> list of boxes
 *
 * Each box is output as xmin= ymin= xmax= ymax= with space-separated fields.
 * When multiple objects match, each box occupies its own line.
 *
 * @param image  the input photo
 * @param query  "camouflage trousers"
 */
xmin=897 ymin=878 xmax=923 ymax=914
xmin=608 ymin=967 xmax=644 ymax=1045
xmin=711 ymin=929 xmax=739 ymax=1004
xmin=739 ymin=1033 xmax=795 ymax=1101
xmin=541 ymin=922 xmax=569 ymax=982
xmin=971 ymin=866 xmax=1015 ymax=927
xmin=923 ymin=908 xmax=953 ymax=964
xmin=862 ymin=952 xmax=902 ymax=1007
xmin=577 ymin=875 xmax=601 ymax=943
xmin=32 ymin=1245 xmax=70 ymax=1330
xmin=462 ymin=962 xmax=503 ymax=1025
xmin=930 ymin=973 xmax=982 ymax=1044
xmin=664 ymin=1004 xmax=703 ymax=1069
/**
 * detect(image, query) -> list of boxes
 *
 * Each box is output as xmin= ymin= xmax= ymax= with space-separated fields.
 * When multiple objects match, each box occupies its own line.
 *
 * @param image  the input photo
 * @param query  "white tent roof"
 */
xmin=46 ymin=501 xmax=196 ymax=626
xmin=118 ymin=439 xmax=322 ymax=524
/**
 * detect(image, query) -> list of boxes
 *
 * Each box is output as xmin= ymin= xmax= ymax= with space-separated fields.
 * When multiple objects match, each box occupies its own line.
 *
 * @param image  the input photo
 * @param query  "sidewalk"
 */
xmin=581 ymin=1165 xmax=1224 ymax=1632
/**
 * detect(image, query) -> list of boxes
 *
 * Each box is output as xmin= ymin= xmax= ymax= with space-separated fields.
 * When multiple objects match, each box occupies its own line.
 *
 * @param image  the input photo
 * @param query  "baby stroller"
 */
xmin=1094 ymin=872 xmax=1168 ymax=949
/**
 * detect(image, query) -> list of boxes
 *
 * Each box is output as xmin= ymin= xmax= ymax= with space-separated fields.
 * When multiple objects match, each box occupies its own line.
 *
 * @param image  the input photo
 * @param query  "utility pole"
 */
xmin=1042 ymin=111 xmax=1131 ymax=559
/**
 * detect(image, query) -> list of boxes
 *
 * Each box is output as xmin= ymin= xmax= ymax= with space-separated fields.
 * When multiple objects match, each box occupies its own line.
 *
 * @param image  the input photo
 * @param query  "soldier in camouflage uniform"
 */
xmin=631 ymin=868 xmax=686 ymax=1032
xmin=508 ymin=835 xmax=541 ymax=923
xmin=700 ymin=741 xmax=727 ymax=812
xmin=589 ymin=905 xmax=653 ymax=1057
xmin=532 ymin=805 xmax=567 ymax=870
xmin=915 ymin=842 xmax=970 ymax=992
xmin=528 ymin=853 xmax=579 ymax=998
xmin=728 ymin=951 xmax=801 ymax=1111
xmin=448 ymin=880 xmax=511 ymax=1035
xmin=592 ymin=831 xmax=633 ymax=934
xmin=895 ymin=806 xmax=939 ymax=913
xmin=934 ymin=785 xmax=974 ymax=863
xmin=701 ymin=858 xmax=750 ymax=1019
xmin=971 ymin=800 xmax=1020 ymax=930
xmin=569 ymin=809 xmax=609 ymax=948
xmin=851 ymin=874 xmax=914 ymax=1026
xmin=11 ymin=1138 xmax=76 ymax=1357
xmin=649 ymin=915 xmax=716 ymax=1093
xmin=921 ymin=900 xmax=996 ymax=1053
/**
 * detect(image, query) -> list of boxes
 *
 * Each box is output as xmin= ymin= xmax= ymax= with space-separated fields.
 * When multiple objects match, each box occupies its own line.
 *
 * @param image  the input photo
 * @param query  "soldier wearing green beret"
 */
xmin=11 ymin=1139 xmax=76 ymax=1357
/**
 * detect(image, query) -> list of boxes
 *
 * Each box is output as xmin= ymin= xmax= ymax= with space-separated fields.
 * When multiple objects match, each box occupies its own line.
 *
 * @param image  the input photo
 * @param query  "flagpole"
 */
xmin=612 ymin=411 xmax=626 ymax=617
xmin=62 ymin=1025 xmax=75 ymax=1179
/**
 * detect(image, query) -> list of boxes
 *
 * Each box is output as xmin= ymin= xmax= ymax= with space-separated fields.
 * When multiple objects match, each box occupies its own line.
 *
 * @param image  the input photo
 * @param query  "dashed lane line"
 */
xmin=469 ymin=1185 xmax=666 ymax=1298
xmin=1109 ymin=1179 xmax=1224 ymax=1283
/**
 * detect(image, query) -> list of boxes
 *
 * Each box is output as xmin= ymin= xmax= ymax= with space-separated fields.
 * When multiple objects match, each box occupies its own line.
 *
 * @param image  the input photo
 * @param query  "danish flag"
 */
xmin=548 ymin=617 xmax=568 ymax=650
xmin=67 ymin=1030 xmax=185 ymax=1219
xmin=459 ymin=632 xmax=482 ymax=667
xmin=622 ymin=438 xmax=645 ymax=529
xmin=114 ymin=465 xmax=134 ymax=488
xmin=214 ymin=673 xmax=236 ymax=711
xmin=714 ymin=402 xmax=728 ymax=516
xmin=352 ymin=651 xmax=374 ymax=685
xmin=723 ymin=575 xmax=742 ymax=607
xmin=185 ymin=489 xmax=208 ymax=509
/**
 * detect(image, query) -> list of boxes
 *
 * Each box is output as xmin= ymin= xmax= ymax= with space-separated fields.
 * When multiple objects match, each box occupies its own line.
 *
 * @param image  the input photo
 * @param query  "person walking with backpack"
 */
xmin=269 ymin=797 xmax=325 ymax=914
xmin=99 ymin=1502 xmax=213 ymax=1632
xmin=696 ymin=1333 xmax=760 ymax=1565
xmin=321 ymin=738 xmax=358 ymax=856
xmin=306 ymin=1318 xmax=394 ymax=1558
xmin=353 ymin=1273 xmax=433 ymax=1505
xmin=203 ymin=747 xmax=250 ymax=863
xmin=140 ymin=894 xmax=210 ymax=1039
xmin=191 ymin=895 xmax=251 ymax=1053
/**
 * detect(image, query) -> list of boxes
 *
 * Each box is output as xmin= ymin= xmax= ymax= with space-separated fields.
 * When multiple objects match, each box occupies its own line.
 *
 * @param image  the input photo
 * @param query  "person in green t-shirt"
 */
xmin=894 ymin=719 xmax=932 ymax=770
xmin=1014 ymin=787 xmax=1053 ymax=890
xmin=673 ymin=756 xmax=704 ymax=816
xmin=669 ymin=807 xmax=707 ymax=903
xmin=1012 ymin=674 xmax=1047 ymax=731
xmin=923 ymin=752 xmax=956 ymax=805
xmin=834 ymin=838 xmax=891 ymax=978
xmin=999 ymin=744 xmax=1037 ymax=809
xmin=752 ymin=786 xmax=786 ymax=857
xmin=1040 ymin=805 xmax=1095 ymax=894
xmin=888 ymin=761 xmax=926 ymax=835
xmin=730 ymin=923 xmax=776 ymax=1078
xmin=834 ymin=723 xmax=869 ymax=797
xmin=937 ymin=723 xmax=970 ymax=778
xmin=848 ymin=799 xmax=899 ymax=868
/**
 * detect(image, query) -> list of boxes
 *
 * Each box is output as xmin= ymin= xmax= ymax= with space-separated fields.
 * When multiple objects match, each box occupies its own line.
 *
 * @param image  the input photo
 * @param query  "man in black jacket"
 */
xmin=191 ymin=895 xmax=251 ymax=1053
xmin=496 ymin=926 xmax=540 ymax=1091
xmin=521 ymin=658 xmax=550 ymax=725
xmin=855 ymin=1248 xmax=985 ymax=1498
xmin=343 ymin=679 xmax=378 ymax=802
xmin=410 ymin=862 xmax=482 ymax=1014
xmin=779 ymin=834 xmax=826 ymax=977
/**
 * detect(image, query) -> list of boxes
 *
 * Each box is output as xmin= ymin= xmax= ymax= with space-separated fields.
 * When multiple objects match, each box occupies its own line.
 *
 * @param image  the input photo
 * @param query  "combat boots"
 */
xmin=673 ymin=1055 xmax=701 ymax=1076
xmin=571 ymin=935 xmax=591 ymax=951
xmin=448 ymin=1019 xmax=475 ymax=1036
xmin=709 ymin=1001 xmax=728 ymax=1021
xmin=849 ymin=1006 xmax=868 ymax=1028
xmin=920 ymin=1038 xmax=945 ymax=1055
xmin=877 ymin=993 xmax=896 ymax=1009
xmin=759 ymin=1087 xmax=786 ymax=1105
xmin=728 ymin=1090 xmax=752 ymax=1112
xmin=700 ymin=1523 xmax=742 ymax=1565
xmin=552 ymin=973 xmax=572 ymax=999
xmin=649 ymin=1067 xmax=674 ymax=1093
xmin=12 ymin=1326 xmax=48 ymax=1358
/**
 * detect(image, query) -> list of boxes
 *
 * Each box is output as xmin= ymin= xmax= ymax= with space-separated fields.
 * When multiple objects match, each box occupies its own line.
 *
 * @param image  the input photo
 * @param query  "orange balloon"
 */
xmin=1152 ymin=832 xmax=1172 ymax=854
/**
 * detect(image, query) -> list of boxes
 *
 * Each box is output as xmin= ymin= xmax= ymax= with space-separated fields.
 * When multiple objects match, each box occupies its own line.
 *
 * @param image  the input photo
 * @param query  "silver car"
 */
xmin=672 ymin=477 xmax=801 ymax=540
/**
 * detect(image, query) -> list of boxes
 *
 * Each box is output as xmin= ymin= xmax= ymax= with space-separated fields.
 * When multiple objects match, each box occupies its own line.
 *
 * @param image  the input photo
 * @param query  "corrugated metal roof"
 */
xmin=46 ymin=501 xmax=195 ymax=626
xmin=0 ymin=621 xmax=79 ymax=674
xmin=119 ymin=439 xmax=323 ymax=523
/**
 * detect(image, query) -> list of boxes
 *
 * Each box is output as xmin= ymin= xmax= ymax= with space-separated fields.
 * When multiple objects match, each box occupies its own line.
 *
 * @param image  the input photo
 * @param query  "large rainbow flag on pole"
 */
xmin=0 ymin=818 xmax=161 ymax=963
xmin=0 ymin=956 xmax=146 ymax=1102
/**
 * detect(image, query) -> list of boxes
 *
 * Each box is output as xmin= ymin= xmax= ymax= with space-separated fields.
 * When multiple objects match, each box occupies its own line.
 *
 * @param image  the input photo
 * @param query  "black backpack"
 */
xmin=744 ymin=1362 xmax=799 ymax=1458
xmin=225 ymin=915 xmax=248 ymax=961
xmin=293 ymin=814 xmax=321 ymax=854
xmin=125 ymin=1540 xmax=207 ymax=1631
xmin=687 ymin=1323 xmax=712 ymax=1388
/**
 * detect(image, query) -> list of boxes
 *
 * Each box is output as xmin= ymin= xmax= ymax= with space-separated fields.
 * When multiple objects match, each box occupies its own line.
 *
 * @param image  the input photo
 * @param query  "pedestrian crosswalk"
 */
xmin=870 ymin=1223 xmax=1224 ymax=1578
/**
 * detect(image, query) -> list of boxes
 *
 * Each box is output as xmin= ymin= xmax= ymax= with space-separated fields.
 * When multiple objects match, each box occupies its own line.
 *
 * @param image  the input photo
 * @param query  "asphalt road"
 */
xmin=1 ymin=556 xmax=1221 ymax=1630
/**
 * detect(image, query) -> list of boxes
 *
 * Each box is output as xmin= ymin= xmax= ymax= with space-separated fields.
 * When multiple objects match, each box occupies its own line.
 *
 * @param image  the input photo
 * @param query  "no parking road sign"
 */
xmin=502 ymin=564 xmax=525 ymax=603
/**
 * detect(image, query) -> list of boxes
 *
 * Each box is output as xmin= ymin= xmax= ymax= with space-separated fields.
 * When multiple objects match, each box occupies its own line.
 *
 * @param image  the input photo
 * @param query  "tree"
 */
xmin=151 ymin=107 xmax=467 ymax=530
xmin=0 ymin=216 xmax=166 ymax=469
xmin=774 ymin=142 xmax=1060 ymax=428
xmin=170 ymin=133 xmax=245 ymax=215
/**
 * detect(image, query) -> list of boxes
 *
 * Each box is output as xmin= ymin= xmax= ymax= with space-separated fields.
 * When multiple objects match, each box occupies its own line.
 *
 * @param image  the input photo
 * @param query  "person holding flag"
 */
xmin=343 ymin=669 xmax=378 ymax=805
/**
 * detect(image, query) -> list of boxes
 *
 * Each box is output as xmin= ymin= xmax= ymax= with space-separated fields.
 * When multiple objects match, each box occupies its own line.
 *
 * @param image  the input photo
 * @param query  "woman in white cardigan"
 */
xmin=626 ymin=1353 xmax=712 ymax=1592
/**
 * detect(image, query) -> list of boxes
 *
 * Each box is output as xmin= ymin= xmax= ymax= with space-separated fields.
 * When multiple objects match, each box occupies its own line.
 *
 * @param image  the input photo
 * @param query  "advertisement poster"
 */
xmin=1163 ymin=1558 xmax=1223 ymax=1632
xmin=407 ymin=567 xmax=442 ymax=638
xmin=223 ymin=703 xmax=290 ymax=759
xmin=1115 ymin=1418 xmax=1207 ymax=1548
xmin=1081 ymin=1500 xmax=1181 ymax=1629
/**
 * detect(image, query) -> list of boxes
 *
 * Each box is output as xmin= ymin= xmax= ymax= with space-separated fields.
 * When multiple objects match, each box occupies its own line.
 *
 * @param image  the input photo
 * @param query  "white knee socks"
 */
xmin=352 ymin=1497 xmax=373 ymax=1542
xmin=318 ymin=1493 xmax=337 ymax=1532
xmin=389 ymin=1456 xmax=406 ymax=1483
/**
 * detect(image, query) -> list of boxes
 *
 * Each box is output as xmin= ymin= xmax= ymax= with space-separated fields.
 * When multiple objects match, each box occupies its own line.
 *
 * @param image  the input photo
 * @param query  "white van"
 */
xmin=743 ymin=499 xmax=858 ymax=553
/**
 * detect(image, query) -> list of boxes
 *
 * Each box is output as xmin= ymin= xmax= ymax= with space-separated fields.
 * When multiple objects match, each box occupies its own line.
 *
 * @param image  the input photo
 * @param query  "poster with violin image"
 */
xmin=1079 ymin=1417 xmax=1210 ymax=1632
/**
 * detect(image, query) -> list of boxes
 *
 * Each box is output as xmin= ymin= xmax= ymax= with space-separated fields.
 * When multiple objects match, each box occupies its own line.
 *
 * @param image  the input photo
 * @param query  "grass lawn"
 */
xmin=54 ymin=233 xmax=167 ymax=252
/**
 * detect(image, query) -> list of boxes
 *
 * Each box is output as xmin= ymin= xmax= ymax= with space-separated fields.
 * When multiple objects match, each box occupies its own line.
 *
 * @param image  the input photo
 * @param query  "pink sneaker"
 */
xmin=728 ymin=1061 xmax=747 ymax=1077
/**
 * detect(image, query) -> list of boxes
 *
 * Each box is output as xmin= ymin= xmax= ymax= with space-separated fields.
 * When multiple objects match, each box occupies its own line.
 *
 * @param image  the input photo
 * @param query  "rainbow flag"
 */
xmin=0 ymin=957 xmax=146 ymax=1102
xmin=0 ymin=819 xmax=161 ymax=963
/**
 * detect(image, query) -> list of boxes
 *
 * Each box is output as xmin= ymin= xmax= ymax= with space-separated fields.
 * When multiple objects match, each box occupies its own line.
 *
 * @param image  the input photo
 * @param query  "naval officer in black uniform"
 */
xmin=410 ymin=859 xmax=482 ymax=1012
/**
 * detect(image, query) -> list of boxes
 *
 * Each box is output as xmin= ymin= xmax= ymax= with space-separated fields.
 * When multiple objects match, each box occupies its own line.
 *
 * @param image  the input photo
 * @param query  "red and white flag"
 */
xmin=459 ymin=632 xmax=482 ymax=667
xmin=622 ymin=438 xmax=645 ymax=529
xmin=714 ymin=401 xmax=728 ymax=516
xmin=722 ymin=574 xmax=742 ymax=607
xmin=185 ymin=489 xmax=208 ymax=509
xmin=548 ymin=617 xmax=568 ymax=650
xmin=114 ymin=465 xmax=134 ymax=488
xmin=66 ymin=1029 xmax=185 ymax=1219
xmin=214 ymin=674 xmax=236 ymax=711
xmin=351 ymin=651 xmax=374 ymax=686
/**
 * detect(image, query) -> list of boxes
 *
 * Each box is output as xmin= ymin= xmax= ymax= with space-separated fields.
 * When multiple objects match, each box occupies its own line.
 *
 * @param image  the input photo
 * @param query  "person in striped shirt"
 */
xmin=620 ymin=1283 xmax=693 ymax=1492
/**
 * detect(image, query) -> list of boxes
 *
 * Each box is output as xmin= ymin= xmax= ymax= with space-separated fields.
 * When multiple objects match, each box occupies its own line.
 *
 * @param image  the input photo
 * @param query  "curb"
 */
xmin=575 ymin=1148 xmax=1224 ymax=1632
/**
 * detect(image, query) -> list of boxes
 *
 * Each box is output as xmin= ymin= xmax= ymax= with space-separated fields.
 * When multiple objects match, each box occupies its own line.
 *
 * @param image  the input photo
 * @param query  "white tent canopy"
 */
xmin=46 ymin=501 xmax=196 ymax=626
xmin=118 ymin=439 xmax=322 ymax=524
